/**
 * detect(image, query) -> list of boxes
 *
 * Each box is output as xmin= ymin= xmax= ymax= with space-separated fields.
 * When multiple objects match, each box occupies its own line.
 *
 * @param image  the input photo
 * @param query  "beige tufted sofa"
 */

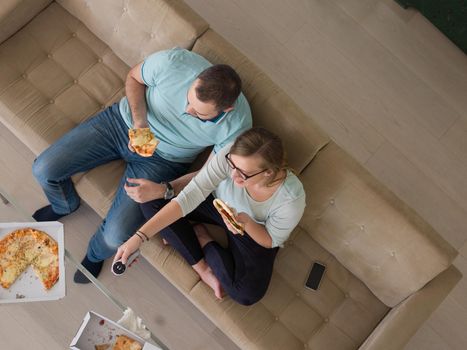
xmin=0 ymin=1 xmax=462 ymax=349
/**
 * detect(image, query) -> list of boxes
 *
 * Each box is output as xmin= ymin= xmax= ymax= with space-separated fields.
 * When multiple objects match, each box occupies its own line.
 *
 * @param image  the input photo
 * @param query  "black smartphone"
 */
xmin=305 ymin=261 xmax=326 ymax=291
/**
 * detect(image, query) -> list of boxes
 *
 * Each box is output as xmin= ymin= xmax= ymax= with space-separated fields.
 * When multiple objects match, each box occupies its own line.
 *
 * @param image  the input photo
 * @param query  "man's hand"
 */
xmin=124 ymin=178 xmax=166 ymax=203
xmin=128 ymin=139 xmax=136 ymax=153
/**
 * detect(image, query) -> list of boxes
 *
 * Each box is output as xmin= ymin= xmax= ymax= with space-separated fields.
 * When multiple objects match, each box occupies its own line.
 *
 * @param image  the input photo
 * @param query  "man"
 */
xmin=32 ymin=47 xmax=252 ymax=283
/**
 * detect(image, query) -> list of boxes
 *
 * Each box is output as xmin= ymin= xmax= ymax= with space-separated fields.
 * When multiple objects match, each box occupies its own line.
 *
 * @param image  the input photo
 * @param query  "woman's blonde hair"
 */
xmin=230 ymin=127 xmax=294 ymax=186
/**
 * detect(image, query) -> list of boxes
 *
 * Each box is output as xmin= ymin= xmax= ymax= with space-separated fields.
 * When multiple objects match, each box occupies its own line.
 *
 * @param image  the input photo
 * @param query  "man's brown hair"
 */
xmin=196 ymin=64 xmax=242 ymax=111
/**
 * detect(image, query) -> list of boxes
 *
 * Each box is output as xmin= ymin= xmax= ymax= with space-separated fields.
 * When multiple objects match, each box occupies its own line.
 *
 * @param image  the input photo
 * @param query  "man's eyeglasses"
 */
xmin=225 ymin=153 xmax=268 ymax=180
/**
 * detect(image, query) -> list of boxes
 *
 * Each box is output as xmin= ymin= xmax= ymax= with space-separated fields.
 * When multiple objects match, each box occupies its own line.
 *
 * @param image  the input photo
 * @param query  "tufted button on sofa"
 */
xmin=0 ymin=1 xmax=461 ymax=349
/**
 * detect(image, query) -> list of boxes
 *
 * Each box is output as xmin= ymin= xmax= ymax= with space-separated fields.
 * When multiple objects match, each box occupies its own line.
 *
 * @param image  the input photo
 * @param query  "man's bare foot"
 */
xmin=193 ymin=259 xmax=224 ymax=300
xmin=193 ymin=224 xmax=213 ymax=248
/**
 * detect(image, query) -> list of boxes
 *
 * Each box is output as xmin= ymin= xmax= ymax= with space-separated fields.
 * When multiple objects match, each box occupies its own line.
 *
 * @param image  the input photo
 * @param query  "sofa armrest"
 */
xmin=359 ymin=265 xmax=462 ymax=350
xmin=0 ymin=0 xmax=52 ymax=44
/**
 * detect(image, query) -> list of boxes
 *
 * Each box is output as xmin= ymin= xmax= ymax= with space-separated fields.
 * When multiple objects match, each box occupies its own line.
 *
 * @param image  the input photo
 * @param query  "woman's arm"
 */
xmin=139 ymin=200 xmax=183 ymax=238
xmin=175 ymin=145 xmax=231 ymax=216
xmin=170 ymin=151 xmax=215 ymax=195
xmin=115 ymin=146 xmax=231 ymax=263
xmin=224 ymin=212 xmax=273 ymax=249
xmin=241 ymin=214 xmax=273 ymax=248
xmin=235 ymin=193 xmax=306 ymax=249
xmin=113 ymin=200 xmax=183 ymax=264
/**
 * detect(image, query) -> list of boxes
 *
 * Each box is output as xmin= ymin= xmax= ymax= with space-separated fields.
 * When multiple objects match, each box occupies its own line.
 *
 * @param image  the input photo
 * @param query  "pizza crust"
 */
xmin=0 ymin=228 xmax=59 ymax=290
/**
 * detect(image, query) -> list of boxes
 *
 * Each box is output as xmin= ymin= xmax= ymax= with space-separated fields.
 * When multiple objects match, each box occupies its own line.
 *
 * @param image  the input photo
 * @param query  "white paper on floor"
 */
xmin=117 ymin=307 xmax=151 ymax=340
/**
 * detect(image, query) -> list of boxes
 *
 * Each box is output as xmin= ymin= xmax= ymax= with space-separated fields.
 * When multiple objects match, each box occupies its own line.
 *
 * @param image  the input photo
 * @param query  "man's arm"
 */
xmin=124 ymin=151 xmax=215 ymax=203
xmin=126 ymin=62 xmax=148 ymax=129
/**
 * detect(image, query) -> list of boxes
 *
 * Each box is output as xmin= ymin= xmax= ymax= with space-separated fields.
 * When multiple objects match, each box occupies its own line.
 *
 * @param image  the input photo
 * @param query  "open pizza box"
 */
xmin=70 ymin=311 xmax=162 ymax=350
xmin=0 ymin=221 xmax=66 ymax=303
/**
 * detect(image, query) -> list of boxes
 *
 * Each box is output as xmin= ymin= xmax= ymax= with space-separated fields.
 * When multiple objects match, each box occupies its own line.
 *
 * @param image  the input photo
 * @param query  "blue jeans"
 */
xmin=32 ymin=104 xmax=190 ymax=262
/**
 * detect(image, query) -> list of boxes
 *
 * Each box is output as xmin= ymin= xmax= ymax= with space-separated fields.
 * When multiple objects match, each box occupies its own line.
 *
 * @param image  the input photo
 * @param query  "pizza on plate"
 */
xmin=0 ymin=228 xmax=59 ymax=290
xmin=128 ymin=128 xmax=159 ymax=157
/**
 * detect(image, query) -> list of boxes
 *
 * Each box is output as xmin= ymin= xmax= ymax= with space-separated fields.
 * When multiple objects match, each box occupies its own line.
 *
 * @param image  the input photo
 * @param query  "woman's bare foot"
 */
xmin=192 ymin=225 xmax=224 ymax=299
xmin=193 ymin=224 xmax=214 ymax=248
xmin=193 ymin=259 xmax=224 ymax=300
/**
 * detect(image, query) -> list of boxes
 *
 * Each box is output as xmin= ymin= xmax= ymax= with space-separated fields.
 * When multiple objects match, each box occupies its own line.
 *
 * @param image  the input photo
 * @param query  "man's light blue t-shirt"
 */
xmin=119 ymin=48 xmax=252 ymax=163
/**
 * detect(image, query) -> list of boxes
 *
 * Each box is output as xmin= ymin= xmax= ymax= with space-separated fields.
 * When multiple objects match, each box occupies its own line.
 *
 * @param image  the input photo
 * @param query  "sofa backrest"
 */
xmin=57 ymin=0 xmax=208 ymax=67
xmin=299 ymin=142 xmax=457 ymax=307
xmin=192 ymin=28 xmax=457 ymax=307
xmin=0 ymin=0 xmax=52 ymax=44
xmin=192 ymin=29 xmax=330 ymax=173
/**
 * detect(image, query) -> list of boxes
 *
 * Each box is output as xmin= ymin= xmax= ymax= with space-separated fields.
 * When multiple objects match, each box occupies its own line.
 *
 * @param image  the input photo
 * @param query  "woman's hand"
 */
xmin=222 ymin=215 xmax=239 ymax=234
xmin=113 ymin=234 xmax=143 ymax=264
xmin=222 ymin=211 xmax=252 ymax=235
xmin=236 ymin=212 xmax=252 ymax=226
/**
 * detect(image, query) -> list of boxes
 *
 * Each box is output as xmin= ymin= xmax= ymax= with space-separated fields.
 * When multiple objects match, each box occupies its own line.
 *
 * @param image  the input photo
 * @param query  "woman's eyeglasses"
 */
xmin=225 ymin=153 xmax=268 ymax=180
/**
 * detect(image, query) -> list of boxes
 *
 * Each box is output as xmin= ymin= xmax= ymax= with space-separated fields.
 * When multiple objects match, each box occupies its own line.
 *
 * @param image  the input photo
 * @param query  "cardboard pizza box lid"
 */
xmin=70 ymin=311 xmax=148 ymax=350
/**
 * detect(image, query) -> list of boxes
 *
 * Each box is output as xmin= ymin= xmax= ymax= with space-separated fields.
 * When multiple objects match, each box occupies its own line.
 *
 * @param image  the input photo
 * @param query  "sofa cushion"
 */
xmin=192 ymin=29 xmax=330 ymax=174
xmin=0 ymin=2 xmax=127 ymax=155
xmin=57 ymin=0 xmax=209 ymax=67
xmin=141 ymin=235 xmax=201 ymax=294
xmin=141 ymin=226 xmax=389 ymax=350
xmin=299 ymin=142 xmax=458 ymax=307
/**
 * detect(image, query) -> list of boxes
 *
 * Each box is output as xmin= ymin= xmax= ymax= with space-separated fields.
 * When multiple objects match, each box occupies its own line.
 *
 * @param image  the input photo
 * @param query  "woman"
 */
xmin=114 ymin=127 xmax=306 ymax=305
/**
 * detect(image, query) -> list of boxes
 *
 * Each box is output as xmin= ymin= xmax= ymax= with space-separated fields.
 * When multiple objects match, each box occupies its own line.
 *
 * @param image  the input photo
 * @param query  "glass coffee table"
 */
xmin=0 ymin=187 xmax=168 ymax=350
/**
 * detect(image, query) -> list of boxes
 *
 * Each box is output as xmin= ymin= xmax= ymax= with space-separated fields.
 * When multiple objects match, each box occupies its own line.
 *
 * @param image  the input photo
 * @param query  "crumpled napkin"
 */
xmin=117 ymin=307 xmax=151 ymax=340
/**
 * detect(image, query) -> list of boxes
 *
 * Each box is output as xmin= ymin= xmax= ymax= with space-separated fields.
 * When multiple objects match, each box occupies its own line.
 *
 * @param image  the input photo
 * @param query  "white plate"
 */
xmin=0 ymin=221 xmax=66 ymax=303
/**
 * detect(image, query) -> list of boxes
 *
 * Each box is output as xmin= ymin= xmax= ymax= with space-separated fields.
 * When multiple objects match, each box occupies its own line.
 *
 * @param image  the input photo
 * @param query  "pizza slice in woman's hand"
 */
xmin=213 ymin=199 xmax=244 ymax=235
